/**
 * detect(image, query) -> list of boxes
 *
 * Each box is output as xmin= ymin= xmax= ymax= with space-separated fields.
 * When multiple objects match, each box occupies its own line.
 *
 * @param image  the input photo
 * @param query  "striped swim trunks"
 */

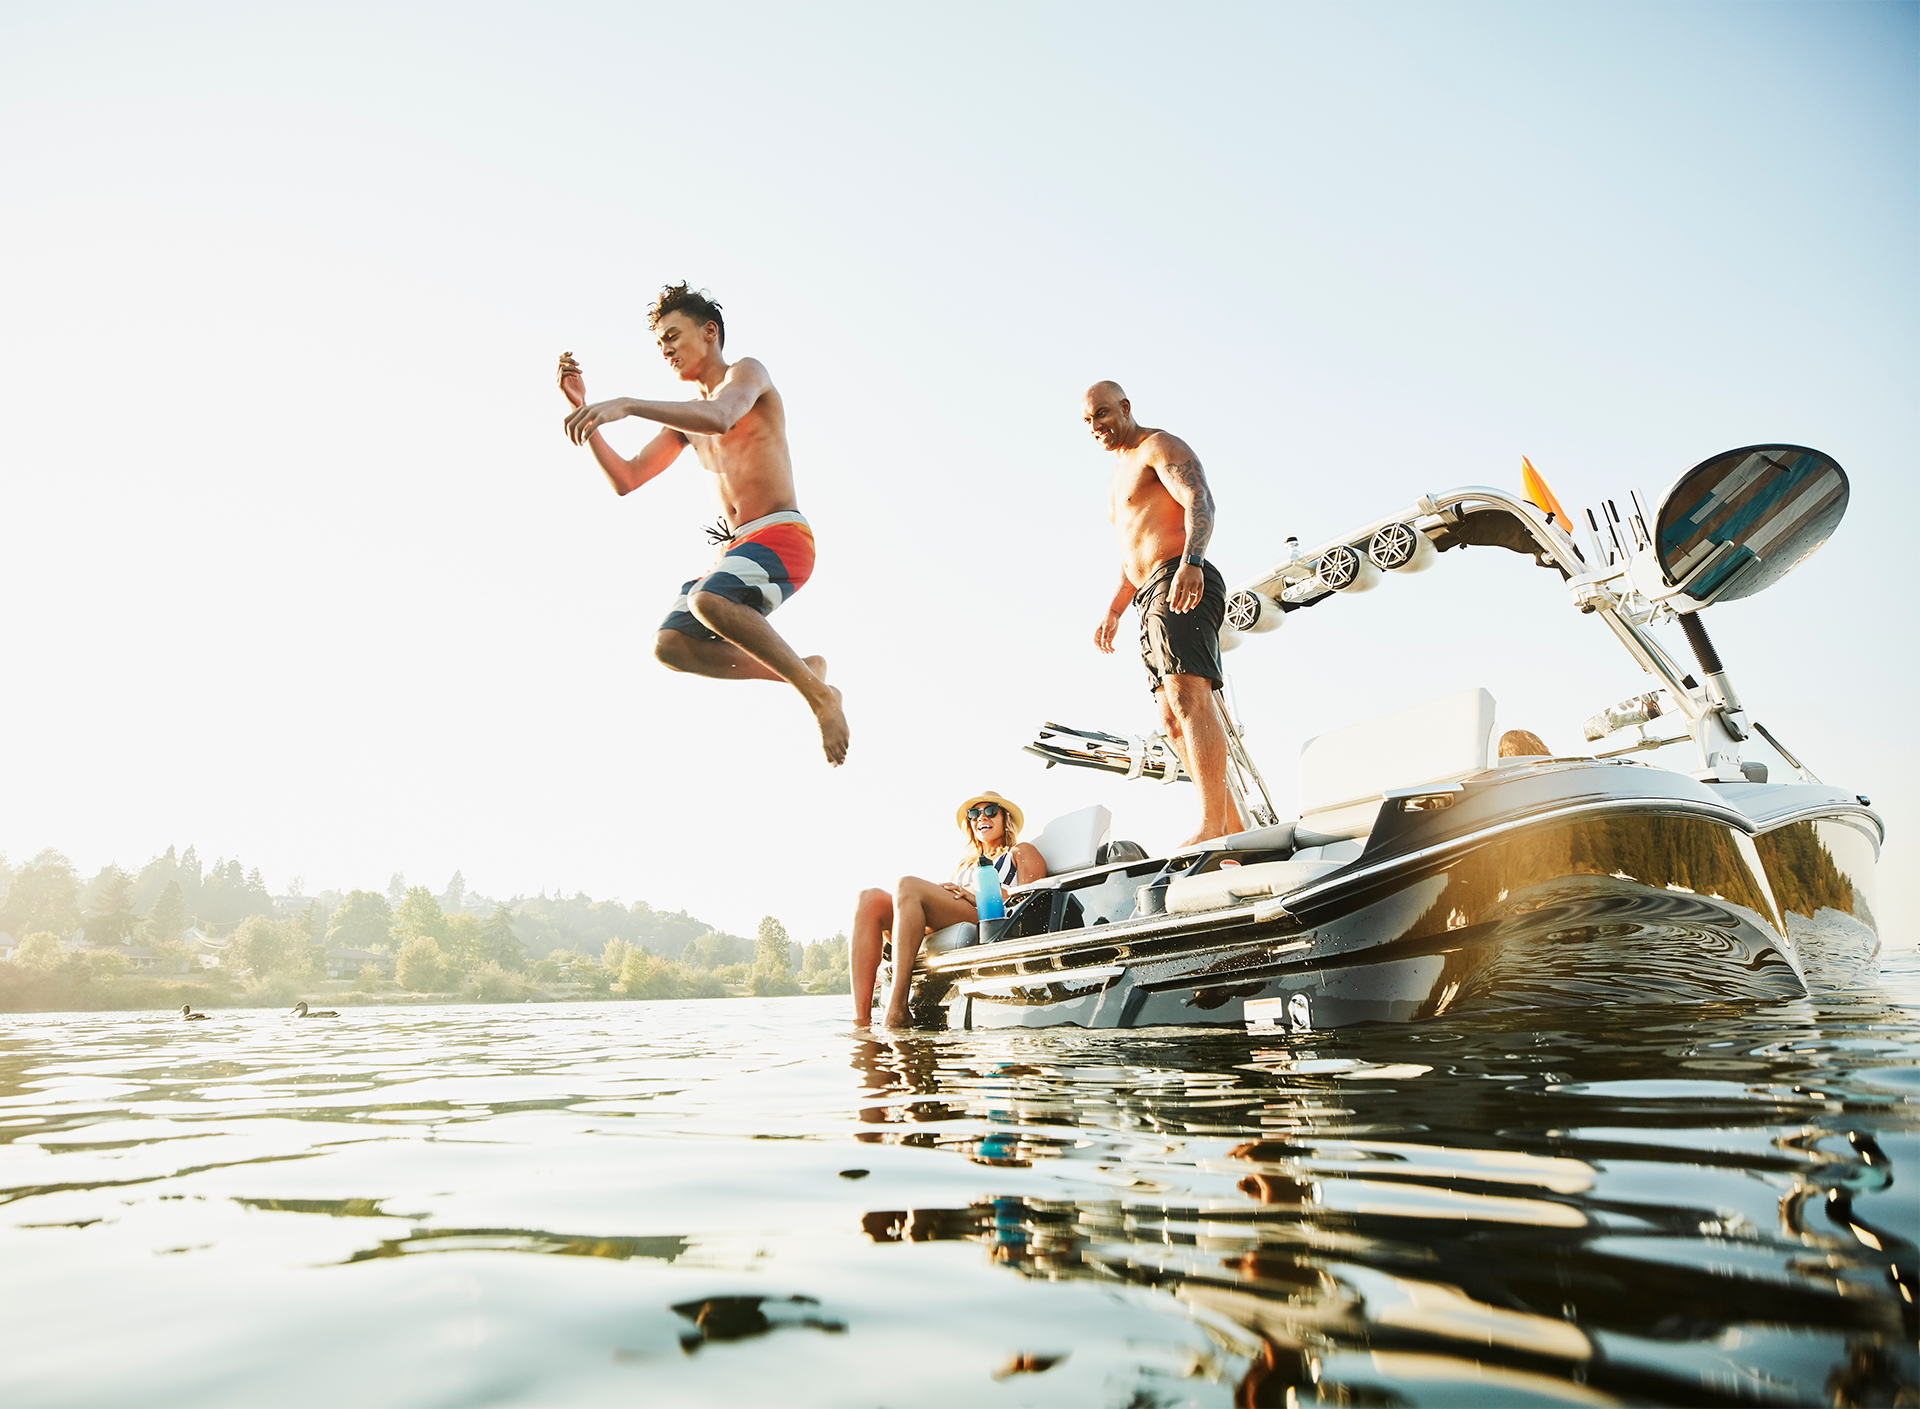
xmin=660 ymin=510 xmax=816 ymax=643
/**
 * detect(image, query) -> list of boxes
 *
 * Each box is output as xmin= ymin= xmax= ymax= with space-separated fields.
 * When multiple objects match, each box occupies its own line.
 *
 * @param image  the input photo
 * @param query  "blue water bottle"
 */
xmin=976 ymin=854 xmax=1005 ymax=921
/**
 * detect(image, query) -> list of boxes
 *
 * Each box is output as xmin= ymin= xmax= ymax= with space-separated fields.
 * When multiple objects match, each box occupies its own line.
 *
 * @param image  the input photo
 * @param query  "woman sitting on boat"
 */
xmin=850 ymin=791 xmax=1047 ymax=1027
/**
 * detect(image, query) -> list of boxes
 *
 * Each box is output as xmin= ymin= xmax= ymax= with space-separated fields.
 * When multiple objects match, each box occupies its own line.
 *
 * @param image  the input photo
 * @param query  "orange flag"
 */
xmin=1520 ymin=456 xmax=1571 ymax=529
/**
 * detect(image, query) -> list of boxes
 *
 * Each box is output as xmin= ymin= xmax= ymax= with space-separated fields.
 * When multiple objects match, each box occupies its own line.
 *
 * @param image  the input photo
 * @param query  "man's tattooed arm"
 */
xmin=1159 ymin=457 xmax=1216 ymax=561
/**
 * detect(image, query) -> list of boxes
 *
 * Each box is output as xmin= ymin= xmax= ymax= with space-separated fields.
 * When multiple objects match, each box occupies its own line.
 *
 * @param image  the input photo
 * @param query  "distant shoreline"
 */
xmin=0 ymin=971 xmax=828 ymax=1016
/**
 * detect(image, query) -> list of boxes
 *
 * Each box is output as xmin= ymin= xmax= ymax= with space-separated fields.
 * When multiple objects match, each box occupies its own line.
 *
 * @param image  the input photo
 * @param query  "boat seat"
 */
xmin=1188 ymin=821 xmax=1297 ymax=853
xmin=922 ymin=922 xmax=978 ymax=954
xmin=1295 ymin=687 xmax=1496 ymax=842
xmin=1165 ymin=858 xmax=1346 ymax=915
xmin=1290 ymin=838 xmax=1365 ymax=864
xmin=1025 ymin=804 xmax=1112 ymax=877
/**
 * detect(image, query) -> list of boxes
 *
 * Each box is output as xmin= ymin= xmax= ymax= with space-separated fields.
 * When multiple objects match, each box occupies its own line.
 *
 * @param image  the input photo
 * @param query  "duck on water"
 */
xmin=883 ymin=447 xmax=1882 ymax=1033
xmin=291 ymin=1001 xmax=339 ymax=1018
xmin=179 ymin=1004 xmax=208 ymax=1021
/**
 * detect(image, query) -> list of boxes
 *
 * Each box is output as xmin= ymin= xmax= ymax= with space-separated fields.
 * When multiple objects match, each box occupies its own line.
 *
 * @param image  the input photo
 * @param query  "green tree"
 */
xmin=325 ymin=891 xmax=394 ymax=951
xmin=387 ymin=873 xmax=407 ymax=905
xmin=144 ymin=880 xmax=188 ymax=945
xmin=603 ymin=937 xmax=632 ymax=977
xmin=195 ymin=857 xmax=273 ymax=929
xmin=356 ymin=963 xmax=386 ymax=989
xmin=620 ymin=951 xmax=687 ymax=1000
xmin=228 ymin=915 xmax=308 ymax=978
xmin=84 ymin=865 xmax=140 ymax=946
xmin=84 ymin=949 xmax=127 ymax=980
xmin=681 ymin=930 xmax=754 ymax=971
xmin=480 ymin=904 xmax=525 ymax=969
xmin=396 ymin=935 xmax=456 ymax=991
xmin=749 ymin=966 xmax=803 ymax=996
xmin=442 ymin=912 xmax=483 ymax=969
xmin=799 ymin=933 xmax=851 ymax=994
xmin=755 ymin=916 xmax=793 ymax=970
xmin=686 ymin=969 xmax=727 ymax=999
xmin=750 ymin=916 xmax=803 ymax=996
xmin=392 ymin=886 xmax=447 ymax=946
xmin=441 ymin=870 xmax=467 ymax=913
xmin=571 ymin=955 xmax=611 ymax=995
xmin=2 ymin=850 xmax=81 ymax=937
xmin=151 ymin=939 xmax=190 ymax=974
xmin=131 ymin=845 xmax=184 ymax=919
xmin=470 ymin=960 xmax=525 ymax=1002
xmin=12 ymin=931 xmax=66 ymax=970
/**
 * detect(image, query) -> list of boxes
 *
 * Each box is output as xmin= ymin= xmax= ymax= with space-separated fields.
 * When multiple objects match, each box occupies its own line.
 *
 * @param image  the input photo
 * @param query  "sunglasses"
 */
xmin=966 ymin=803 xmax=1003 ymax=821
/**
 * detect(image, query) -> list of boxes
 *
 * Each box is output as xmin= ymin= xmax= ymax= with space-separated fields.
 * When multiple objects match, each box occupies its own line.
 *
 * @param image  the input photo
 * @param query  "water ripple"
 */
xmin=2 ymin=967 xmax=1916 ymax=1406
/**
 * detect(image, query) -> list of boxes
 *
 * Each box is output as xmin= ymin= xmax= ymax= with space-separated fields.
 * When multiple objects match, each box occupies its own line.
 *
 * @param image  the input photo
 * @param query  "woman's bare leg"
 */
xmin=881 ymin=876 xmax=979 ymax=1027
xmin=849 ymin=888 xmax=892 ymax=1025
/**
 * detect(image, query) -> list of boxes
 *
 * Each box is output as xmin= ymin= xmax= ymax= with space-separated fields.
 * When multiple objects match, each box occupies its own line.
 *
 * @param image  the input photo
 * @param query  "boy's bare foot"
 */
xmin=814 ymin=683 xmax=849 ymax=766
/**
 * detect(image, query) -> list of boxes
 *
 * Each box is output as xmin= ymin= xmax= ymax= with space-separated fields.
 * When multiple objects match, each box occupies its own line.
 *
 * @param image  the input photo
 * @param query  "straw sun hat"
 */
xmin=955 ymin=791 xmax=1024 ymax=836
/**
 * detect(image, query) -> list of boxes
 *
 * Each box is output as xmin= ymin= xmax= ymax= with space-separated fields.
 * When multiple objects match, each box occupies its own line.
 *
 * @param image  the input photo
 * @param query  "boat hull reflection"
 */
xmin=847 ymin=1004 xmax=1919 ymax=1407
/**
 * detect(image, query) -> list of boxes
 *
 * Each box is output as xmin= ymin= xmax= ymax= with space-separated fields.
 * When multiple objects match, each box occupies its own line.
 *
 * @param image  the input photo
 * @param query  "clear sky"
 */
xmin=3 ymin=2 xmax=1915 ymax=945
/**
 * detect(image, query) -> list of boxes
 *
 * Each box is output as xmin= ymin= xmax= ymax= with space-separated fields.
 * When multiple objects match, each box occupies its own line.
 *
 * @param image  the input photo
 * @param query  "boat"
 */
xmin=886 ymin=444 xmax=1882 ymax=1030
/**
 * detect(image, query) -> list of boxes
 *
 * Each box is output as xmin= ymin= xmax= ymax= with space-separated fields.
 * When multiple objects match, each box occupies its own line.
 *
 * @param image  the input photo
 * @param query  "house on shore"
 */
xmin=325 ymin=948 xmax=393 ymax=980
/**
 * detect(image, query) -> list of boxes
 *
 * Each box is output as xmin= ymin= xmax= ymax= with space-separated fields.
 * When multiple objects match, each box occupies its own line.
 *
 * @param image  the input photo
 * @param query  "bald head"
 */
xmin=1082 ymin=380 xmax=1138 ymax=451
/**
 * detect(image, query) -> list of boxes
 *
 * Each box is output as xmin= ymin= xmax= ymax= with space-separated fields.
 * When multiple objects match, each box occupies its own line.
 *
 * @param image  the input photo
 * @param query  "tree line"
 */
xmin=0 ymin=845 xmax=851 ymax=1005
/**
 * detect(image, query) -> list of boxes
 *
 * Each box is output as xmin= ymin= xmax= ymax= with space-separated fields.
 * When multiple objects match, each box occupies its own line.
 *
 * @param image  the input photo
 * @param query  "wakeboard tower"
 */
xmin=890 ymin=445 xmax=1880 ymax=1031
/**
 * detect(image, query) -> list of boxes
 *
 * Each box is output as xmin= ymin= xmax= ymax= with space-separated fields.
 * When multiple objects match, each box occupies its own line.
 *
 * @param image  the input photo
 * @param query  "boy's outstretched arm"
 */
xmin=563 ymin=358 xmax=770 ymax=441
xmin=556 ymin=351 xmax=688 ymax=496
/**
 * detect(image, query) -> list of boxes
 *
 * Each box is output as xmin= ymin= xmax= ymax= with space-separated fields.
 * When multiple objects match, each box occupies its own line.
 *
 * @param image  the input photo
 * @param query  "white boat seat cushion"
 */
xmin=1189 ymin=821 xmax=1297 ymax=853
xmin=1026 ymin=805 xmax=1112 ymax=877
xmin=1165 ymin=859 xmax=1346 ymax=915
xmin=1296 ymin=687 xmax=1496 ymax=841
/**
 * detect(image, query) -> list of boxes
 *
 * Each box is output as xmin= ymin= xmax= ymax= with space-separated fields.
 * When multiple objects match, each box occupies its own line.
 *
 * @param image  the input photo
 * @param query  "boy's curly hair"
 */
xmin=648 ymin=282 xmax=725 ymax=348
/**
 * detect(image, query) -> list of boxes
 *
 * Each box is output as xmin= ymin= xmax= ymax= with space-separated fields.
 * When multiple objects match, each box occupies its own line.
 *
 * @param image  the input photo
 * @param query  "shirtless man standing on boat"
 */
xmin=1085 ymin=380 xmax=1240 ymax=844
xmin=557 ymin=283 xmax=849 ymax=765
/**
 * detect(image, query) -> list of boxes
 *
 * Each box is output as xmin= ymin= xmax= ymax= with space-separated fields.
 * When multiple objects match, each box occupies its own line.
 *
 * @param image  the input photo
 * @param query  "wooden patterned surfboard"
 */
xmin=1653 ymin=444 xmax=1847 ymax=605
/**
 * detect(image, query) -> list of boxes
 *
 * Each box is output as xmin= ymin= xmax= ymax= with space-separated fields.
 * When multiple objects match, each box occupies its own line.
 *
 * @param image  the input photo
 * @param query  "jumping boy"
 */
xmin=558 ymin=284 xmax=848 ymax=765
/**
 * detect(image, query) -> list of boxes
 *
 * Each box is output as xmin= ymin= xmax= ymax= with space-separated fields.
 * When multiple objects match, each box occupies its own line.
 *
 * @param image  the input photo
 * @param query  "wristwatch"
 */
xmin=1181 ymin=554 xmax=1204 ymax=568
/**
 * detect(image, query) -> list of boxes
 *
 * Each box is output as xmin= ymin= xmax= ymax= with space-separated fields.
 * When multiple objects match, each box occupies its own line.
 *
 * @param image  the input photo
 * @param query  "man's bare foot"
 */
xmin=814 ymin=683 xmax=849 ymax=766
xmin=993 ymin=1353 xmax=1067 ymax=1380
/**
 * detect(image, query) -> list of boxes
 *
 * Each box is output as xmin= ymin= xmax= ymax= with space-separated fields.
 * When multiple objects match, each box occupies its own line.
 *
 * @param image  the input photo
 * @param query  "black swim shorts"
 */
xmin=1134 ymin=557 xmax=1226 ymax=694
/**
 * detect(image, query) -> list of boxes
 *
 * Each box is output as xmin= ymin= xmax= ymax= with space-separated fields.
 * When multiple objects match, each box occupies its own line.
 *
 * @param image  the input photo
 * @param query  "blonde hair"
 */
xmin=1498 ymin=728 xmax=1550 ymax=758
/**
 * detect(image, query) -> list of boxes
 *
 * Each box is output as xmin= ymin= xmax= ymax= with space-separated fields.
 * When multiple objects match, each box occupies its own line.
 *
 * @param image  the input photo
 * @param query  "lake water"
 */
xmin=3 ymin=957 xmax=1917 ymax=1407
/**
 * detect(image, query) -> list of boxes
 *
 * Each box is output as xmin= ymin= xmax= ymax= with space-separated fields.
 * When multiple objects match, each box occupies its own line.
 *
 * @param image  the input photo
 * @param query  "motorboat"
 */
xmin=887 ymin=444 xmax=1882 ymax=1031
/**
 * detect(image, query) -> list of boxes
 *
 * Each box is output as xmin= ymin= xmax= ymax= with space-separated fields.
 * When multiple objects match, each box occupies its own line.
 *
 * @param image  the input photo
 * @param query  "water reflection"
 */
xmin=0 ymin=984 xmax=1915 ymax=1405
xmin=844 ymin=1002 xmax=1918 ymax=1405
